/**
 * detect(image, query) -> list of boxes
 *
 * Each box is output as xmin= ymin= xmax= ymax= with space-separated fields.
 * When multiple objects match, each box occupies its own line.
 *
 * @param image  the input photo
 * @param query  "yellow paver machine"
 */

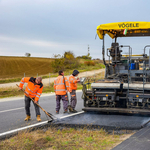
xmin=82 ymin=22 xmax=150 ymax=115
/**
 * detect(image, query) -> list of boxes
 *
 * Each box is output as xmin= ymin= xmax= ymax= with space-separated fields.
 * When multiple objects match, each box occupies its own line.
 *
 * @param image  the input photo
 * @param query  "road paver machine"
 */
xmin=82 ymin=22 xmax=150 ymax=115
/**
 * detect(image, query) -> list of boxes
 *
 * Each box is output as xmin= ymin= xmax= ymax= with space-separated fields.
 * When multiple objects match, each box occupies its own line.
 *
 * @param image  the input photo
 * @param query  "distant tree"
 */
xmin=53 ymin=54 xmax=61 ymax=58
xmin=63 ymin=51 xmax=79 ymax=69
xmin=76 ymin=55 xmax=92 ymax=60
xmin=63 ymin=51 xmax=75 ymax=59
xmin=25 ymin=53 xmax=31 ymax=57
xmin=51 ymin=54 xmax=65 ymax=72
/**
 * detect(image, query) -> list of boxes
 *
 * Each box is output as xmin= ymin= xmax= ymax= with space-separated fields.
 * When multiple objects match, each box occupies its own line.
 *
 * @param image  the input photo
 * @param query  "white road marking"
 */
xmin=0 ymin=121 xmax=48 ymax=137
xmin=0 ymin=111 xmax=84 ymax=137
xmin=0 ymin=107 xmax=24 ymax=113
xmin=60 ymin=111 xmax=84 ymax=119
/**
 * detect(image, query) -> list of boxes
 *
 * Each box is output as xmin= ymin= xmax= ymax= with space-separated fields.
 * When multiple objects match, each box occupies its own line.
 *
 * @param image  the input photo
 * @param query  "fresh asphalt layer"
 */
xmin=112 ymin=126 xmax=150 ymax=150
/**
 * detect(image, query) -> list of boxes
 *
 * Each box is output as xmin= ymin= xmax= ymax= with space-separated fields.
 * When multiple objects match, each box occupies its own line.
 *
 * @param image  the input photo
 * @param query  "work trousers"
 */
xmin=25 ymin=95 xmax=40 ymax=116
xmin=56 ymin=94 xmax=68 ymax=112
xmin=70 ymin=90 xmax=77 ymax=109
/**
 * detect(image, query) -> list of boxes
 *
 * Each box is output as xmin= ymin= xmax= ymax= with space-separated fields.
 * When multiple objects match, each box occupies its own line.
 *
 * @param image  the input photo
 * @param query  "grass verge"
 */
xmin=0 ymin=127 xmax=133 ymax=150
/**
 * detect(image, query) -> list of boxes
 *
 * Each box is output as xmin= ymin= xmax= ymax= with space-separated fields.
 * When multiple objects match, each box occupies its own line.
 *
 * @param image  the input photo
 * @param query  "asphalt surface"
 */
xmin=112 ymin=126 xmax=150 ymax=150
xmin=52 ymin=112 xmax=150 ymax=131
xmin=0 ymin=91 xmax=83 ymax=134
xmin=1 ymin=90 xmax=150 ymax=149
xmin=1 ymin=90 xmax=150 ymax=134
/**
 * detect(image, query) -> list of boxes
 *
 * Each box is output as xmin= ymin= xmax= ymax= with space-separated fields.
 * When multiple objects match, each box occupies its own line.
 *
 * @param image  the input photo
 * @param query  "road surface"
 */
xmin=1 ymin=90 xmax=150 ymax=136
xmin=0 ymin=91 xmax=83 ymax=134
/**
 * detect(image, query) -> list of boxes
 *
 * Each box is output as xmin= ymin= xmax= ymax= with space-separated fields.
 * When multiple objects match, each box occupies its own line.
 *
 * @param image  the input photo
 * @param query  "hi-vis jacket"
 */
xmin=69 ymin=75 xmax=78 ymax=92
xmin=54 ymin=75 xmax=69 ymax=95
xmin=19 ymin=77 xmax=43 ymax=102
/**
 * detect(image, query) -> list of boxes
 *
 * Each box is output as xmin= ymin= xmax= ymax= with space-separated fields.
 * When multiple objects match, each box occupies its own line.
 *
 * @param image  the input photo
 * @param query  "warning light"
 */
xmin=106 ymin=95 xmax=108 ymax=97
xmin=136 ymin=95 xmax=139 ymax=98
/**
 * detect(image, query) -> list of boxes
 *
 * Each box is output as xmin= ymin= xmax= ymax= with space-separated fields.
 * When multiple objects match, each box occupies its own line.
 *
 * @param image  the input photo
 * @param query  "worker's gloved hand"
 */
xmin=77 ymin=78 xmax=80 ymax=82
xmin=34 ymin=101 xmax=38 ymax=104
xmin=19 ymin=87 xmax=22 ymax=90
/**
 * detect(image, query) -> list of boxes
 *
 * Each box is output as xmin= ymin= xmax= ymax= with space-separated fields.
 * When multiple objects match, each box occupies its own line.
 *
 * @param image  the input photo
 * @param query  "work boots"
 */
xmin=63 ymin=109 xmax=68 ymax=114
xmin=56 ymin=111 xmax=59 ymax=114
xmin=72 ymin=109 xmax=77 ymax=113
xmin=68 ymin=105 xmax=74 ymax=112
xmin=24 ymin=115 xmax=31 ymax=121
xmin=37 ymin=115 xmax=42 ymax=122
xmin=69 ymin=109 xmax=77 ymax=113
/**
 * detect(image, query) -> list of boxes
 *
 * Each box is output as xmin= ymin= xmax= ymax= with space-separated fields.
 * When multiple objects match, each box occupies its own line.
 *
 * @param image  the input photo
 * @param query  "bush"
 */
xmin=99 ymin=63 xmax=105 ymax=68
xmin=76 ymin=55 xmax=92 ymax=60
xmin=51 ymin=51 xmax=79 ymax=72
xmin=63 ymin=51 xmax=79 ymax=69
xmin=51 ymin=58 xmax=65 ymax=73
xmin=84 ymin=61 xmax=95 ymax=66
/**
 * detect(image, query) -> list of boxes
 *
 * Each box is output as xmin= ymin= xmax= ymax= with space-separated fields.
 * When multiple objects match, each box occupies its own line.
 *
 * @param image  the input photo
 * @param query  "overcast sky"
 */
xmin=0 ymin=0 xmax=150 ymax=59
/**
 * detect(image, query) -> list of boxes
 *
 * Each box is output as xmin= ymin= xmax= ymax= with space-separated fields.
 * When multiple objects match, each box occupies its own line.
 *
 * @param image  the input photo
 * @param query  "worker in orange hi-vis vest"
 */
xmin=19 ymin=77 xmax=43 ymax=122
xmin=54 ymin=70 xmax=69 ymax=114
xmin=69 ymin=70 xmax=80 ymax=113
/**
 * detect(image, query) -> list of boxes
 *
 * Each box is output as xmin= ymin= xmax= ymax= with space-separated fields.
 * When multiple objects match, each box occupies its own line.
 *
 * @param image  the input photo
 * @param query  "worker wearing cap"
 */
xmin=69 ymin=70 xmax=80 ymax=113
xmin=54 ymin=70 xmax=69 ymax=114
xmin=19 ymin=77 xmax=43 ymax=121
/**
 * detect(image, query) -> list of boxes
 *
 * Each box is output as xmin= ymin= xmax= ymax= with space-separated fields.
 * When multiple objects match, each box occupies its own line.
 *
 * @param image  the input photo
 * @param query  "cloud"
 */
xmin=0 ymin=35 xmax=59 ymax=48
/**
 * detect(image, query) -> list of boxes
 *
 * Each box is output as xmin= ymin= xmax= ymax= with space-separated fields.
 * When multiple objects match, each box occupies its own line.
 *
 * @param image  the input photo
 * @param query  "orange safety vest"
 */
xmin=54 ymin=75 xmax=69 ymax=95
xmin=69 ymin=75 xmax=78 ymax=92
xmin=19 ymin=77 xmax=43 ymax=102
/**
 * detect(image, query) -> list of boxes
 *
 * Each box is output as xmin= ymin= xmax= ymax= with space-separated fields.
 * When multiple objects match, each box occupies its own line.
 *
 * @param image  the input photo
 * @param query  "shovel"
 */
xmin=16 ymin=84 xmax=56 ymax=123
xmin=63 ymin=76 xmax=74 ymax=112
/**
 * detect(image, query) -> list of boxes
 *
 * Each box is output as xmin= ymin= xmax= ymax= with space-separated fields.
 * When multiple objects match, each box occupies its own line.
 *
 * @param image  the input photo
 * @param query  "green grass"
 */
xmin=0 ymin=127 xmax=133 ymax=150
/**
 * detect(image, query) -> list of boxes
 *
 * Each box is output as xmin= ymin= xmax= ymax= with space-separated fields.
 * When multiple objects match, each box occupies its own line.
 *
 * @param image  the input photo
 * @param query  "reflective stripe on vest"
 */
xmin=20 ymin=77 xmax=25 ymax=84
xmin=25 ymin=91 xmax=36 ymax=96
xmin=69 ymin=78 xmax=75 ymax=83
xmin=37 ymin=93 xmax=41 ymax=95
xmin=22 ymin=78 xmax=25 ymax=82
xmin=27 ymin=86 xmax=37 ymax=94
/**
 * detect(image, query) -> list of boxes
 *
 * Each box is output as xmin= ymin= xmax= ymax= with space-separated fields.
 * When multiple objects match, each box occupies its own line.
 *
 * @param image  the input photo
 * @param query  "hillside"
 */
xmin=0 ymin=56 xmax=105 ymax=82
xmin=0 ymin=56 xmax=54 ymax=79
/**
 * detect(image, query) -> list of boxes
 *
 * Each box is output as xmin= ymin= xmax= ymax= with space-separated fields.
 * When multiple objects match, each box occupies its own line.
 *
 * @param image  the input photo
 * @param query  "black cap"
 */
xmin=72 ymin=70 xmax=79 ymax=76
xmin=59 ymin=70 xmax=63 ymax=75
